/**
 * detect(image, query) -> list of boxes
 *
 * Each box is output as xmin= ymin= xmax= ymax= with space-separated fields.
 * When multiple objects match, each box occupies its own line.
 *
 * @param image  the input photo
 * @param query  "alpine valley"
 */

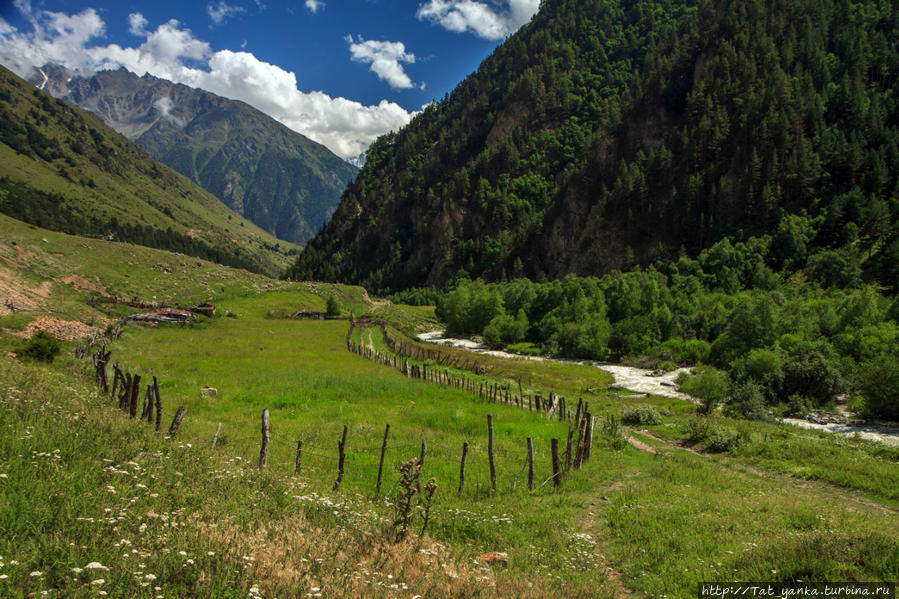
xmin=29 ymin=64 xmax=358 ymax=245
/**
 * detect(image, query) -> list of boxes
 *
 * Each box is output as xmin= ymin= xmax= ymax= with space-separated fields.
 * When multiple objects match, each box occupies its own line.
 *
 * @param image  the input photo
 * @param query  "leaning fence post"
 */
xmin=551 ymin=438 xmax=561 ymax=487
xmin=294 ymin=440 xmax=303 ymax=476
xmin=584 ymin=414 xmax=595 ymax=462
xmin=212 ymin=422 xmax=222 ymax=448
xmin=151 ymin=377 xmax=160 ymax=424
xmin=129 ymin=374 xmax=141 ymax=418
xmin=154 ymin=386 xmax=162 ymax=432
xmin=527 ymin=436 xmax=534 ymax=491
xmin=487 ymin=414 xmax=496 ymax=493
xmin=458 ymin=441 xmax=468 ymax=495
xmin=333 ymin=424 xmax=348 ymax=491
xmin=376 ymin=424 xmax=390 ymax=496
xmin=259 ymin=409 xmax=270 ymax=469
xmin=119 ymin=372 xmax=131 ymax=412
xmin=167 ymin=406 xmax=186 ymax=438
xmin=110 ymin=364 xmax=121 ymax=401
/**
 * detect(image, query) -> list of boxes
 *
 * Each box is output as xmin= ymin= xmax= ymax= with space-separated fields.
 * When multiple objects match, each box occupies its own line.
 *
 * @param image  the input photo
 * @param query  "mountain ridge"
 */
xmin=29 ymin=65 xmax=358 ymax=245
xmin=288 ymin=0 xmax=899 ymax=293
xmin=0 ymin=65 xmax=295 ymax=276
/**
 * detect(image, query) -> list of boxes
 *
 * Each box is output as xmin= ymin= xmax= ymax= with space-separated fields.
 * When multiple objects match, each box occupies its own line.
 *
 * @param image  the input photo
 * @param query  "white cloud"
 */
xmin=128 ymin=13 xmax=148 ymax=36
xmin=305 ymin=0 xmax=324 ymax=14
xmin=348 ymin=35 xmax=416 ymax=90
xmin=417 ymin=0 xmax=539 ymax=40
xmin=207 ymin=1 xmax=246 ymax=26
xmin=0 ymin=8 xmax=413 ymax=158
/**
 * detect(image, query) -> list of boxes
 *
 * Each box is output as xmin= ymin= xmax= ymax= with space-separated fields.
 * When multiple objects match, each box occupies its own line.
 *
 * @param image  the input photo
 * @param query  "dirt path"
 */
xmin=579 ymin=501 xmax=633 ymax=598
xmin=625 ymin=428 xmax=898 ymax=514
xmin=363 ymin=329 xmax=376 ymax=354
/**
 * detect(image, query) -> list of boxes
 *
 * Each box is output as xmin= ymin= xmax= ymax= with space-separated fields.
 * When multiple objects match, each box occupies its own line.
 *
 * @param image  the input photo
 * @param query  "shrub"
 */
xmin=686 ymin=415 xmax=710 ymax=442
xmin=786 ymin=394 xmax=814 ymax=418
xmin=726 ymin=380 xmax=770 ymax=421
xmin=325 ymin=296 xmax=340 ymax=317
xmin=621 ymin=404 xmax=662 ymax=426
xmin=706 ymin=425 xmax=740 ymax=452
xmin=679 ymin=366 xmax=730 ymax=414
xmin=20 ymin=330 xmax=61 ymax=362
xmin=856 ymin=355 xmax=899 ymax=421
xmin=781 ymin=350 xmax=844 ymax=406
xmin=601 ymin=415 xmax=629 ymax=450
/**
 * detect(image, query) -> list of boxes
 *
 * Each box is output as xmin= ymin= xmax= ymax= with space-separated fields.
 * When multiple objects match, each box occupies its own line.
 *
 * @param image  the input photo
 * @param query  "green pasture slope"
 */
xmin=1 ymin=221 xmax=898 ymax=597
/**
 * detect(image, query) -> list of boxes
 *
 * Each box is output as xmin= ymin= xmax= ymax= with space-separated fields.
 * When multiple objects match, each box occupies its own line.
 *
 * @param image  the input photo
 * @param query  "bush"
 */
xmin=601 ymin=415 xmax=629 ymax=450
xmin=678 ymin=366 xmax=730 ymax=414
xmin=781 ymin=350 xmax=844 ymax=406
xmin=786 ymin=394 xmax=814 ymax=418
xmin=325 ymin=296 xmax=340 ymax=317
xmin=20 ymin=330 xmax=61 ymax=362
xmin=731 ymin=348 xmax=784 ymax=402
xmin=621 ymin=404 xmax=662 ymax=425
xmin=686 ymin=415 xmax=711 ymax=442
xmin=726 ymin=380 xmax=770 ymax=421
xmin=706 ymin=425 xmax=740 ymax=452
xmin=856 ymin=355 xmax=899 ymax=421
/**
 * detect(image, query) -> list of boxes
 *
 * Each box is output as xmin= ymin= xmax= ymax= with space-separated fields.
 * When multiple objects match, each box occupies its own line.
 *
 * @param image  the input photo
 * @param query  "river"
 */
xmin=417 ymin=331 xmax=899 ymax=447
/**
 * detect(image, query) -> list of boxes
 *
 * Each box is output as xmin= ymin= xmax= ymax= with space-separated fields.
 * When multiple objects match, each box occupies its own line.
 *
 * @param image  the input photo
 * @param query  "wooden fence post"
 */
xmin=458 ymin=441 xmax=468 ymax=495
xmin=294 ymin=440 xmax=303 ymax=476
xmin=333 ymin=424 xmax=348 ymax=491
xmin=376 ymin=424 xmax=389 ymax=496
xmin=129 ymin=374 xmax=141 ymax=418
xmin=584 ymin=414 xmax=595 ymax=462
xmin=565 ymin=426 xmax=574 ymax=472
xmin=119 ymin=372 xmax=131 ymax=412
xmin=167 ymin=406 xmax=186 ymax=438
xmin=259 ymin=409 xmax=269 ymax=469
xmin=151 ymin=377 xmax=160 ymax=424
xmin=154 ymin=387 xmax=162 ymax=432
xmin=212 ymin=422 xmax=222 ymax=448
xmin=527 ymin=436 xmax=534 ymax=491
xmin=574 ymin=416 xmax=587 ymax=469
xmin=551 ymin=438 xmax=561 ymax=487
xmin=110 ymin=363 xmax=121 ymax=401
xmin=487 ymin=414 xmax=496 ymax=493
xmin=142 ymin=385 xmax=152 ymax=421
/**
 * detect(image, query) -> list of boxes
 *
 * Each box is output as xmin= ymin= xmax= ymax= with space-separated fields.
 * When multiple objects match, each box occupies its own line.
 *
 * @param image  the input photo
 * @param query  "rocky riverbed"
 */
xmin=418 ymin=330 xmax=899 ymax=447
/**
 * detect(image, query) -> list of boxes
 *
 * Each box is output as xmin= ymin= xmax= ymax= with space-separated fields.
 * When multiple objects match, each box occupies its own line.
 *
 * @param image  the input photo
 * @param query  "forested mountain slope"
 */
xmin=0 ymin=66 xmax=294 ymax=276
xmin=30 ymin=66 xmax=358 ymax=245
xmin=288 ymin=0 xmax=898 ymax=293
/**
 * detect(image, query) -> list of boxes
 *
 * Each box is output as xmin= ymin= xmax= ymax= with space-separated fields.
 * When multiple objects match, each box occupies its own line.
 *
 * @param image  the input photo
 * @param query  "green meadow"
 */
xmin=1 ymin=222 xmax=898 ymax=598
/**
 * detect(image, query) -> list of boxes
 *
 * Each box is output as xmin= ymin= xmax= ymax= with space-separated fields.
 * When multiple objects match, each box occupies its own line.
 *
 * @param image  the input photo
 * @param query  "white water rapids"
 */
xmin=417 ymin=331 xmax=899 ymax=447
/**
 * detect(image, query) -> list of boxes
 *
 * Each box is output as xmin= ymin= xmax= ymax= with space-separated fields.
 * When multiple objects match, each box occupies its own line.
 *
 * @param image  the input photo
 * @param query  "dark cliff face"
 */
xmin=288 ymin=0 xmax=899 ymax=293
xmin=31 ymin=66 xmax=358 ymax=246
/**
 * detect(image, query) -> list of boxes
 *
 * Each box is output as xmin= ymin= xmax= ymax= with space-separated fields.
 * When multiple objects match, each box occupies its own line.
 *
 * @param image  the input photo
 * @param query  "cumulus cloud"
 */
xmin=305 ymin=0 xmax=324 ymax=13
xmin=207 ymin=2 xmax=246 ymax=26
xmin=348 ymin=35 xmax=416 ymax=90
xmin=0 ymin=7 xmax=413 ymax=157
xmin=417 ymin=0 xmax=539 ymax=40
xmin=128 ymin=13 xmax=148 ymax=36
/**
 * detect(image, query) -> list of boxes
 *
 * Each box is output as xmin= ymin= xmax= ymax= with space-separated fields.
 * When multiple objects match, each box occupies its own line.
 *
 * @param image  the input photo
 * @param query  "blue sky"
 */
xmin=0 ymin=0 xmax=539 ymax=157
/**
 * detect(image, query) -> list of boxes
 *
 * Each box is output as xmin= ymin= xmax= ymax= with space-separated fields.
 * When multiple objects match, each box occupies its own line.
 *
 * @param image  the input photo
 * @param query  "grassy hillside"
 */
xmin=0 ymin=66 xmax=297 ymax=277
xmin=1 ymin=223 xmax=897 ymax=597
xmin=55 ymin=67 xmax=358 ymax=245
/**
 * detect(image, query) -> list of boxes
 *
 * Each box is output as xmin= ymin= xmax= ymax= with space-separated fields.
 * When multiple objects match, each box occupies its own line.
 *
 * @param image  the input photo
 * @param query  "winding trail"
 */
xmin=625 ymin=427 xmax=898 ymax=515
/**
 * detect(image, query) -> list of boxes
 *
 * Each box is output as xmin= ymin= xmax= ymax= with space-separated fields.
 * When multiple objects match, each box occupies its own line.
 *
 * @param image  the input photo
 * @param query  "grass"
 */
xmin=2 ymin=222 xmax=899 ymax=597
